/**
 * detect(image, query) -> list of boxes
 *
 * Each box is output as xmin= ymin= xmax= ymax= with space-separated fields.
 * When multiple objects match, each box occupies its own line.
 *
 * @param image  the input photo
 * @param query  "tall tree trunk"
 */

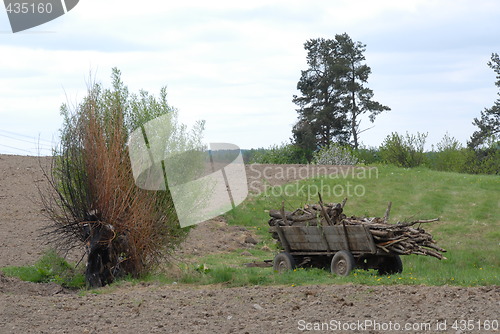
xmin=351 ymin=66 xmax=359 ymax=150
xmin=351 ymin=82 xmax=358 ymax=150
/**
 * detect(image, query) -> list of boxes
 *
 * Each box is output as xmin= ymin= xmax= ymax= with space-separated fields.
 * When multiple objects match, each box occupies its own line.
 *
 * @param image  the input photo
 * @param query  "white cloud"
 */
xmin=0 ymin=0 xmax=499 ymax=155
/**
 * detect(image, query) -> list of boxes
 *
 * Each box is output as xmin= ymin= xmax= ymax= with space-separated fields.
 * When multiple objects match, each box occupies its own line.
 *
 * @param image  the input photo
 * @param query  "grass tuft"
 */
xmin=1 ymin=250 xmax=85 ymax=288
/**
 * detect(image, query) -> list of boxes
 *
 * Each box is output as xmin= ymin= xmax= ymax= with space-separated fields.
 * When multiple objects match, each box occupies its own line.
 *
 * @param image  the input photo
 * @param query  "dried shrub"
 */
xmin=40 ymin=69 xmax=200 ymax=287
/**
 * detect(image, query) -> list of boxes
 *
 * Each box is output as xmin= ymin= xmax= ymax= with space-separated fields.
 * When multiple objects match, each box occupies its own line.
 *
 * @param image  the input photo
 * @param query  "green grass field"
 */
xmin=215 ymin=165 xmax=499 ymax=287
xmin=2 ymin=165 xmax=499 ymax=289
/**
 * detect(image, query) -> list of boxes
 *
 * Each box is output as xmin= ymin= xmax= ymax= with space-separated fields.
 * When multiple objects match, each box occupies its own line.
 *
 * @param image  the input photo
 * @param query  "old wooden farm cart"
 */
xmin=269 ymin=224 xmax=403 ymax=276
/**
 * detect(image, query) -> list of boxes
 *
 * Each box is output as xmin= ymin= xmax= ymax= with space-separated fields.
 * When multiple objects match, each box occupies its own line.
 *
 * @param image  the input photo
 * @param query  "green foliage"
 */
xmin=1 ymin=250 xmax=85 ymax=288
xmin=353 ymin=146 xmax=383 ymax=164
xmin=469 ymin=53 xmax=500 ymax=149
xmin=464 ymin=139 xmax=500 ymax=175
xmin=126 ymin=87 xmax=174 ymax=133
xmin=465 ymin=52 xmax=499 ymax=175
xmin=127 ymin=86 xmax=206 ymax=155
xmin=292 ymin=34 xmax=390 ymax=151
xmin=312 ymin=143 xmax=358 ymax=165
xmin=379 ymin=132 xmax=427 ymax=167
xmin=241 ymin=149 xmax=259 ymax=163
xmin=428 ymin=133 xmax=470 ymax=173
xmin=292 ymin=37 xmax=350 ymax=148
xmin=249 ymin=142 xmax=309 ymax=164
xmin=426 ymin=133 xmax=499 ymax=175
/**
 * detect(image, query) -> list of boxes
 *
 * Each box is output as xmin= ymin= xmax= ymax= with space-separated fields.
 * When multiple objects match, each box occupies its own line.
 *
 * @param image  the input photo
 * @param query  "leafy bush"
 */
xmin=312 ymin=143 xmax=358 ymax=165
xmin=426 ymin=133 xmax=499 ymax=175
xmin=353 ymin=146 xmax=383 ymax=164
xmin=428 ymin=133 xmax=470 ymax=172
xmin=379 ymin=132 xmax=427 ymax=168
xmin=464 ymin=138 xmax=500 ymax=175
xmin=249 ymin=142 xmax=309 ymax=164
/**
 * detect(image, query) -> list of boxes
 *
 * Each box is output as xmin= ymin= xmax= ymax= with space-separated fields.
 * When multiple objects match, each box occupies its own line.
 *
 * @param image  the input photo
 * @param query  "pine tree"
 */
xmin=469 ymin=53 xmax=500 ymax=148
xmin=335 ymin=33 xmax=391 ymax=149
xmin=292 ymin=34 xmax=390 ymax=151
xmin=292 ymin=38 xmax=350 ymax=151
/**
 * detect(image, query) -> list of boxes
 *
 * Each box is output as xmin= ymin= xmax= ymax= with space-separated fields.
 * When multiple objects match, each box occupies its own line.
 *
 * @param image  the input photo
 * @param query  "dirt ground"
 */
xmin=0 ymin=154 xmax=498 ymax=334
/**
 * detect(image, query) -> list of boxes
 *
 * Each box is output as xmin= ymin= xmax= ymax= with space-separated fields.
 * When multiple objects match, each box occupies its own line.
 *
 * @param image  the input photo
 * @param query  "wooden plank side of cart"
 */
xmin=269 ymin=225 xmax=377 ymax=254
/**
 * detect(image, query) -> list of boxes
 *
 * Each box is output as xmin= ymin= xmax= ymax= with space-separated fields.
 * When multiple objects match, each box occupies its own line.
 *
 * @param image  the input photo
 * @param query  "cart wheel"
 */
xmin=377 ymin=255 xmax=403 ymax=275
xmin=273 ymin=252 xmax=296 ymax=273
xmin=331 ymin=251 xmax=355 ymax=276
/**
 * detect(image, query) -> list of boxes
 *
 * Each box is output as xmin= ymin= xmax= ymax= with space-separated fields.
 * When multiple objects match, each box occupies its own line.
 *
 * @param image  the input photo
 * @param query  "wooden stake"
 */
xmin=341 ymin=197 xmax=348 ymax=208
xmin=383 ymin=201 xmax=392 ymax=224
xmin=280 ymin=201 xmax=289 ymax=226
xmin=317 ymin=193 xmax=333 ymax=226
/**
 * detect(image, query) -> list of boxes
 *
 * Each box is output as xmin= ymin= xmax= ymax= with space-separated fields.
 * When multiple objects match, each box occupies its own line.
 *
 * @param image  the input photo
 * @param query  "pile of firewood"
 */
xmin=268 ymin=196 xmax=447 ymax=260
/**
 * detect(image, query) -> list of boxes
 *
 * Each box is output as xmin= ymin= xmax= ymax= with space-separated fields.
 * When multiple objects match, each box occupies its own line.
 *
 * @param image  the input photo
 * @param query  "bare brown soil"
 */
xmin=0 ymin=155 xmax=498 ymax=334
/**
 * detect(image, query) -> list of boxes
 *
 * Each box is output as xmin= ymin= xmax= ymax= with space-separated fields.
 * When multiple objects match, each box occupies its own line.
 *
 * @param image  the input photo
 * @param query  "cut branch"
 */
xmin=268 ymin=200 xmax=446 ymax=260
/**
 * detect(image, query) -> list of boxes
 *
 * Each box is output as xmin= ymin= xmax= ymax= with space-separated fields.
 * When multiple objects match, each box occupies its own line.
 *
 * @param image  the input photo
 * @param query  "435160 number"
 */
xmin=6 ymin=2 xmax=53 ymax=14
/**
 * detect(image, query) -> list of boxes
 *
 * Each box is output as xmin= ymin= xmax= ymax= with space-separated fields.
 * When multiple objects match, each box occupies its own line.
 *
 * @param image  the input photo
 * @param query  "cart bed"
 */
xmin=269 ymin=225 xmax=377 ymax=254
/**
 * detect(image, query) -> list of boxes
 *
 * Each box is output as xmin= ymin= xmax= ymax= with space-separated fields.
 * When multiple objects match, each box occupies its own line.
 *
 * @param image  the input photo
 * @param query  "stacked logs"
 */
xmin=268 ymin=197 xmax=447 ymax=260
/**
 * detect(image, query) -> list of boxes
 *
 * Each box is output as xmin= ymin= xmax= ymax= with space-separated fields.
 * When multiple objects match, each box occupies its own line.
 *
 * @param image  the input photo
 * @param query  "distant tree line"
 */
xmin=248 ymin=45 xmax=499 ymax=175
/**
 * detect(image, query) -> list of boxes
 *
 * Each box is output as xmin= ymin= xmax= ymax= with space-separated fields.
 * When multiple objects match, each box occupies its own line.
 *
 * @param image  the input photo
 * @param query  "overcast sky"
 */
xmin=1 ymin=0 xmax=499 ymax=155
